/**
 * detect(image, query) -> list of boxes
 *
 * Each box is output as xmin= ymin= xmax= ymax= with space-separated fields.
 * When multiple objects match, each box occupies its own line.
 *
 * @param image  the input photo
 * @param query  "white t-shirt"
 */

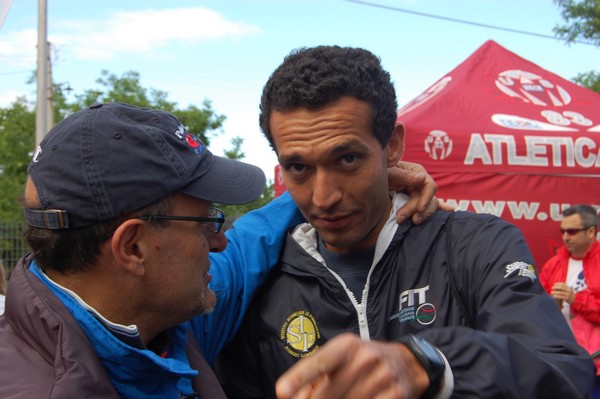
xmin=562 ymin=258 xmax=586 ymax=322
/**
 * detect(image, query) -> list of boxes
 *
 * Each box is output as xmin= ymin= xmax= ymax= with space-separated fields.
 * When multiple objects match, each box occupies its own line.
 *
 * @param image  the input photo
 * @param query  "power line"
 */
xmin=344 ymin=0 xmax=595 ymax=46
xmin=0 ymin=69 xmax=31 ymax=76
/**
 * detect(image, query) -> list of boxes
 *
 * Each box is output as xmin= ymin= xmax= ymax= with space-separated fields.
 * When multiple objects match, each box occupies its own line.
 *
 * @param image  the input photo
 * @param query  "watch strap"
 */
xmin=398 ymin=335 xmax=445 ymax=399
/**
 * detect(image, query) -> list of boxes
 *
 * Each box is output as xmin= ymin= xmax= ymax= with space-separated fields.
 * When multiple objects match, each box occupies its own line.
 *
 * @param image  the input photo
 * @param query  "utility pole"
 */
xmin=35 ymin=0 xmax=53 ymax=146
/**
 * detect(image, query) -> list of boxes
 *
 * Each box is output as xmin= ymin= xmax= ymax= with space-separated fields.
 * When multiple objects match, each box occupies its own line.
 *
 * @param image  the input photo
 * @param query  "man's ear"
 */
xmin=386 ymin=123 xmax=405 ymax=166
xmin=110 ymin=219 xmax=147 ymax=277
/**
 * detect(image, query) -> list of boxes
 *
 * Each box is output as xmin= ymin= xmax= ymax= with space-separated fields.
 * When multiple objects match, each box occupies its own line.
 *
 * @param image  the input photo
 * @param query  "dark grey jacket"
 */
xmin=0 ymin=256 xmax=225 ymax=399
xmin=217 ymin=203 xmax=595 ymax=398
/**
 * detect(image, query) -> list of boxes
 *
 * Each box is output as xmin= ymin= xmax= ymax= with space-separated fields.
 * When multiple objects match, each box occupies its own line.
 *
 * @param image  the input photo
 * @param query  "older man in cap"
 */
xmin=0 ymin=102 xmax=292 ymax=398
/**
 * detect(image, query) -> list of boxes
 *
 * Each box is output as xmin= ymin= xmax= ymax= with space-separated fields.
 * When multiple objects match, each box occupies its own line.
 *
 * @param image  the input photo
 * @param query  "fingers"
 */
xmin=388 ymin=163 xmax=427 ymax=194
xmin=390 ymin=162 xmax=439 ymax=225
xmin=551 ymin=283 xmax=575 ymax=303
xmin=552 ymin=292 xmax=568 ymax=301
xmin=395 ymin=160 xmax=427 ymax=174
xmin=414 ymin=171 xmax=438 ymax=215
xmin=276 ymin=334 xmax=358 ymax=399
xmin=318 ymin=351 xmax=408 ymax=399
xmin=413 ymin=197 xmax=439 ymax=226
xmin=307 ymin=343 xmax=388 ymax=399
xmin=553 ymin=283 xmax=568 ymax=290
xmin=395 ymin=195 xmax=422 ymax=225
xmin=287 ymin=377 xmax=323 ymax=399
xmin=438 ymin=199 xmax=455 ymax=212
xmin=276 ymin=334 xmax=425 ymax=399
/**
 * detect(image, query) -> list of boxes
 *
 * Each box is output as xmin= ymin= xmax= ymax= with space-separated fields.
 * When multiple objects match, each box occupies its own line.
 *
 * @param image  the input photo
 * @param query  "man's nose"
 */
xmin=312 ymin=170 xmax=342 ymax=209
xmin=208 ymin=230 xmax=228 ymax=252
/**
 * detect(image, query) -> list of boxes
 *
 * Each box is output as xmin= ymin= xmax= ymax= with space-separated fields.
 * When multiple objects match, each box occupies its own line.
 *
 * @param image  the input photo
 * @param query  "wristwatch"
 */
xmin=399 ymin=335 xmax=446 ymax=399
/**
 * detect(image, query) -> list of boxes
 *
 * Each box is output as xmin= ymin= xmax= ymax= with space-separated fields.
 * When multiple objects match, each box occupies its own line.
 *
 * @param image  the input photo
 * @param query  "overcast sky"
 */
xmin=0 ymin=0 xmax=597 ymax=179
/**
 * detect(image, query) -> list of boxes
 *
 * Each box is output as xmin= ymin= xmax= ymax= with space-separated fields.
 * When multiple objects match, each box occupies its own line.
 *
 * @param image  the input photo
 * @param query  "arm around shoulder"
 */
xmin=190 ymin=192 xmax=304 ymax=362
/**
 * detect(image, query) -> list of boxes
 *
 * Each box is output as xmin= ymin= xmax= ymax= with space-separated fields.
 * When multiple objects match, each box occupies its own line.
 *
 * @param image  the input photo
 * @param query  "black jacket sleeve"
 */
xmin=420 ymin=212 xmax=595 ymax=398
xmin=213 ymin=297 xmax=268 ymax=399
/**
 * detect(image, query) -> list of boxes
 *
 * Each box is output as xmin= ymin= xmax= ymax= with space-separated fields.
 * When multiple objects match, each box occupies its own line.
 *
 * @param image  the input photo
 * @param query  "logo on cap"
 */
xmin=32 ymin=146 xmax=42 ymax=163
xmin=174 ymin=123 xmax=205 ymax=155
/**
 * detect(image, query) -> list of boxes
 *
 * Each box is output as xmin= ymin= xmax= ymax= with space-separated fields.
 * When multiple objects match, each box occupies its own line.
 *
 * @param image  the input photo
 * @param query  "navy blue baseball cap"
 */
xmin=25 ymin=102 xmax=266 ymax=229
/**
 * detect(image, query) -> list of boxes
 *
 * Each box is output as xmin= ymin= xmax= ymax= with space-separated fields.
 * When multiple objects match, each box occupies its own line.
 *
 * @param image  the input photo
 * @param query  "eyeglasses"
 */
xmin=559 ymin=227 xmax=590 ymax=236
xmin=138 ymin=207 xmax=226 ymax=234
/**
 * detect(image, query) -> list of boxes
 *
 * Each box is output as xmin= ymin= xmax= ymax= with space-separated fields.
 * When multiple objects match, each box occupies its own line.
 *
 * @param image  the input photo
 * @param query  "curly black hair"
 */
xmin=259 ymin=45 xmax=398 ymax=152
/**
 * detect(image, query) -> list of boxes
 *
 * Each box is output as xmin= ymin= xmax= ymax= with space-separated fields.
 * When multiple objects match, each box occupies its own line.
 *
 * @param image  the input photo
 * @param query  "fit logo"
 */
xmin=400 ymin=285 xmax=430 ymax=310
xmin=390 ymin=285 xmax=437 ymax=326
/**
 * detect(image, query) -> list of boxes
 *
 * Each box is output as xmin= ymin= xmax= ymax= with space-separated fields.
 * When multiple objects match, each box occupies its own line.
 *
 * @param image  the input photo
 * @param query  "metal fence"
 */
xmin=0 ymin=221 xmax=29 ymax=277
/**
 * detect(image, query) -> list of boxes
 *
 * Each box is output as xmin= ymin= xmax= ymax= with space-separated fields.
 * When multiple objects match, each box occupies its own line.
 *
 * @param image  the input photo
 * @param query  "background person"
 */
xmin=540 ymin=204 xmax=600 ymax=396
xmin=215 ymin=45 xmax=595 ymax=399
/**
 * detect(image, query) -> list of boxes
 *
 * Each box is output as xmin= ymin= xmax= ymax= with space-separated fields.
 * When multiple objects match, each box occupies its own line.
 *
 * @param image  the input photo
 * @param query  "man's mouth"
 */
xmin=313 ymin=213 xmax=353 ymax=230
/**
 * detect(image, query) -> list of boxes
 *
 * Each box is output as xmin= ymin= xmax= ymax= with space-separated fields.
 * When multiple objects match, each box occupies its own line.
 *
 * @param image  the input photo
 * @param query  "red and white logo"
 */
xmin=495 ymin=70 xmax=571 ymax=107
xmin=425 ymin=130 xmax=453 ymax=160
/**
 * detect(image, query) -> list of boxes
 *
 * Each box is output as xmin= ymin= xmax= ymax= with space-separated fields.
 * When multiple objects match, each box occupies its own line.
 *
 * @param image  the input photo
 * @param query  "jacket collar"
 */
xmin=29 ymin=261 xmax=198 ymax=399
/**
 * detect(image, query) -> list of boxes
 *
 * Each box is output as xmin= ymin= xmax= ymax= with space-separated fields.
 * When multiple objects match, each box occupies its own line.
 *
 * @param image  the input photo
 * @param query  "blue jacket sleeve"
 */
xmin=188 ymin=191 xmax=304 ymax=363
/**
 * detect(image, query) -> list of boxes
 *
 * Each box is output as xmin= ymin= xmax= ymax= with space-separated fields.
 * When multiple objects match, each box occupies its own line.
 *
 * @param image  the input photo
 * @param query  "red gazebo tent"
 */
xmin=398 ymin=40 xmax=600 ymax=269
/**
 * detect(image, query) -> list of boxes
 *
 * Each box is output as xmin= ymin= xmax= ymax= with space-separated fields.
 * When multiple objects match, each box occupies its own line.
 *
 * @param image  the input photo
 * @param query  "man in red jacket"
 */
xmin=540 ymin=204 xmax=600 ymax=395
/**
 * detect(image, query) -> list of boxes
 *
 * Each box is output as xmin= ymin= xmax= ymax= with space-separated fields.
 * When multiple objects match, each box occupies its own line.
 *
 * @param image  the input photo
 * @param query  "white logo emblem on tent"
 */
xmin=491 ymin=114 xmax=578 ymax=131
xmin=495 ymin=70 xmax=571 ymax=107
xmin=425 ymin=130 xmax=453 ymax=160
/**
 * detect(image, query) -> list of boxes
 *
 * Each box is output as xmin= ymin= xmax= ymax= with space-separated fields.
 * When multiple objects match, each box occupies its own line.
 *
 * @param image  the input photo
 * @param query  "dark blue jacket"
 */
xmin=216 ymin=195 xmax=595 ymax=398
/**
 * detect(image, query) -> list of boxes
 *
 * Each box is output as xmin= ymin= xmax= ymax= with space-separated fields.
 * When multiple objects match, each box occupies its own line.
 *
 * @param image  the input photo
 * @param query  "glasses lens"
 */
xmin=560 ymin=228 xmax=584 ymax=235
xmin=208 ymin=207 xmax=224 ymax=234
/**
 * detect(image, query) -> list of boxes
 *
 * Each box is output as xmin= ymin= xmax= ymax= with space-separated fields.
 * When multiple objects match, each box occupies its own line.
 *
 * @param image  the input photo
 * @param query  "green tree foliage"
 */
xmin=554 ymin=0 xmax=600 ymax=92
xmin=68 ymin=70 xmax=225 ymax=144
xmin=554 ymin=0 xmax=600 ymax=46
xmin=573 ymin=70 xmax=600 ymax=92
xmin=172 ymin=102 xmax=225 ymax=145
xmin=70 ymin=70 xmax=175 ymax=111
xmin=0 ymin=97 xmax=35 ymax=221
xmin=218 ymin=136 xmax=274 ymax=224
xmin=224 ymin=136 xmax=245 ymax=160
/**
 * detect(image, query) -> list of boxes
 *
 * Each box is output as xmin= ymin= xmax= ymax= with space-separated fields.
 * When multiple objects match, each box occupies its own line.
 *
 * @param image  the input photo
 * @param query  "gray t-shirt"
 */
xmin=317 ymin=239 xmax=374 ymax=301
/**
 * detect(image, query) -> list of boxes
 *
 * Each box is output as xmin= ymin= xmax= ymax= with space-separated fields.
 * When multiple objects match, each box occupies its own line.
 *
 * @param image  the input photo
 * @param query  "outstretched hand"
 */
xmin=275 ymin=333 xmax=428 ymax=399
xmin=390 ymin=161 xmax=453 ymax=225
